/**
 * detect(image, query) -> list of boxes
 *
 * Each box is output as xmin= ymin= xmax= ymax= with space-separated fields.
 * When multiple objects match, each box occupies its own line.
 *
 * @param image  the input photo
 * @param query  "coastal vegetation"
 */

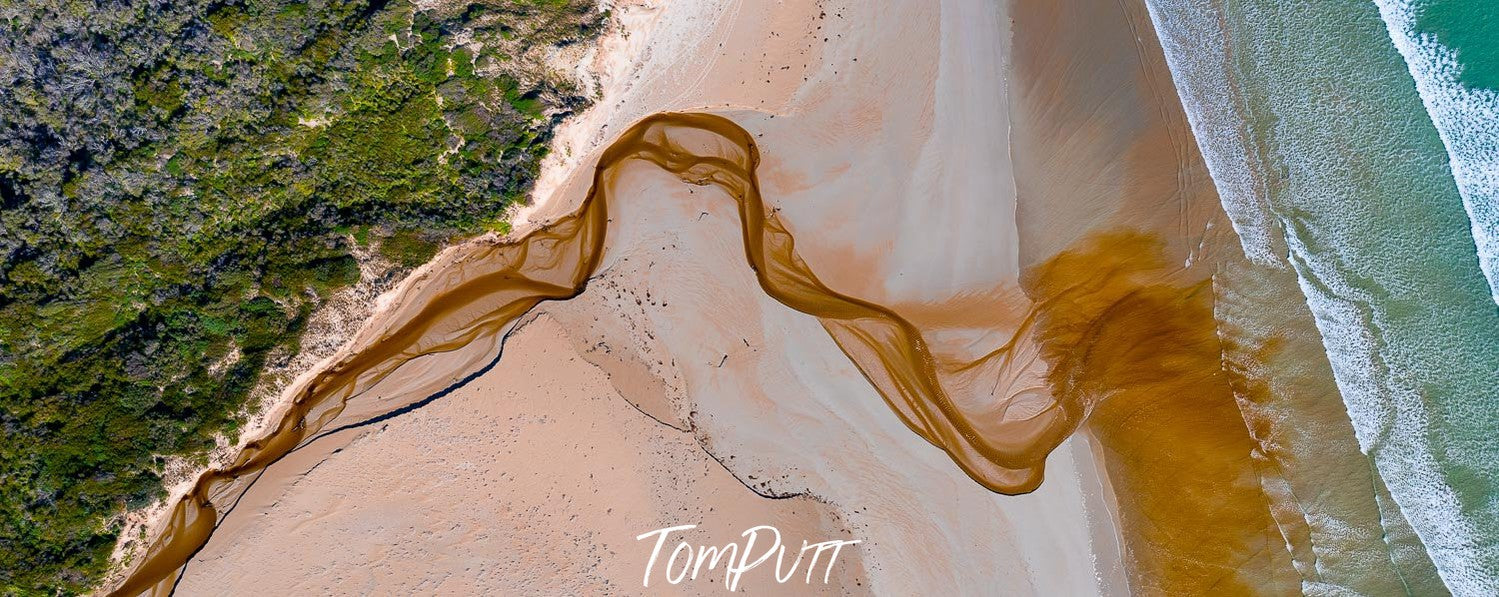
xmin=0 ymin=0 xmax=602 ymax=592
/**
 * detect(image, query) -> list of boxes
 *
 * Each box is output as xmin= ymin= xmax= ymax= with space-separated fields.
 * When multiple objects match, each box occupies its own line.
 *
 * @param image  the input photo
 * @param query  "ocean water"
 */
xmin=1375 ymin=0 xmax=1499 ymax=305
xmin=1142 ymin=0 xmax=1499 ymax=594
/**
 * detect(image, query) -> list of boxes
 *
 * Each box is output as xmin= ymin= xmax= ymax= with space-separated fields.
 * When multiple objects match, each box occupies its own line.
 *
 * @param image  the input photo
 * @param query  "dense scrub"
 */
xmin=0 ymin=0 xmax=602 ymax=592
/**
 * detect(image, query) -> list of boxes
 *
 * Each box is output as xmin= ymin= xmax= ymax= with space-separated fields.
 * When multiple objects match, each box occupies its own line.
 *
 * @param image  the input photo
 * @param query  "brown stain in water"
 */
xmin=114 ymin=112 xmax=1286 ymax=595
xmin=1008 ymin=0 xmax=1302 ymax=590
xmin=1025 ymin=232 xmax=1299 ymax=595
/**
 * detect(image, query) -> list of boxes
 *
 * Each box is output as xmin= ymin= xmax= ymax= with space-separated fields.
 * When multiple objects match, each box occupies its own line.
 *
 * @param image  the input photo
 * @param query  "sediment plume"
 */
xmin=1009 ymin=0 xmax=1444 ymax=592
xmin=1008 ymin=0 xmax=1299 ymax=591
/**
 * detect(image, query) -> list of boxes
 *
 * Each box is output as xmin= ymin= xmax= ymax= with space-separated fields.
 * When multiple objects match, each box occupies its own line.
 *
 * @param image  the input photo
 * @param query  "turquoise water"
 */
xmin=1414 ymin=1 xmax=1499 ymax=90
xmin=1143 ymin=0 xmax=1499 ymax=594
xmin=1377 ymin=0 xmax=1499 ymax=306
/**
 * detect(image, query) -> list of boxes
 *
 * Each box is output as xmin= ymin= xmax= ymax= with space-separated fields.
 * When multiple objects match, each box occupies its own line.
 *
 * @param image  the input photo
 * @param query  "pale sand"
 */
xmin=176 ymin=314 xmax=865 ymax=595
xmin=545 ymin=161 xmax=1125 ymax=594
xmin=158 ymin=0 xmax=1130 ymax=594
xmin=176 ymin=160 xmax=1122 ymax=595
xmin=528 ymin=0 xmax=1126 ymax=589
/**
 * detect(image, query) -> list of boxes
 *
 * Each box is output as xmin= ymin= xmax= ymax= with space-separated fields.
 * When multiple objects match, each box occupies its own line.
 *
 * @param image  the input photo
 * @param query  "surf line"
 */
xmin=111 ymin=112 xmax=1078 ymax=595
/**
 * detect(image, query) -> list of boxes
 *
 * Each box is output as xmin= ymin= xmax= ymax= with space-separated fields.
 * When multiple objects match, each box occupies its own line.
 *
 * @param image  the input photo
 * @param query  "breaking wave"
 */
xmin=1373 ymin=0 xmax=1499 ymax=305
xmin=1141 ymin=0 xmax=1499 ymax=594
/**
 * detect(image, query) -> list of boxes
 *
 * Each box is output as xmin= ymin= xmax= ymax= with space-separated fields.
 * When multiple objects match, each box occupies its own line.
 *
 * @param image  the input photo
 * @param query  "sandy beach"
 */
xmin=107 ymin=0 xmax=1291 ymax=593
xmin=100 ymin=0 xmax=1128 ymax=594
xmin=175 ymin=313 xmax=868 ymax=595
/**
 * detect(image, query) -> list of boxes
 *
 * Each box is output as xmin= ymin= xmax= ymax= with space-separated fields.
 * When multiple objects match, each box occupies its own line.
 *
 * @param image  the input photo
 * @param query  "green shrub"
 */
xmin=0 ymin=0 xmax=603 ymax=592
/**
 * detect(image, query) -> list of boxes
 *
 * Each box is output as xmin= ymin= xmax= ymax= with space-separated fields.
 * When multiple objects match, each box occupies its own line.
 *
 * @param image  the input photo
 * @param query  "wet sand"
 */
xmin=1009 ymin=0 xmax=1441 ymax=593
xmin=1007 ymin=0 xmax=1301 ymax=591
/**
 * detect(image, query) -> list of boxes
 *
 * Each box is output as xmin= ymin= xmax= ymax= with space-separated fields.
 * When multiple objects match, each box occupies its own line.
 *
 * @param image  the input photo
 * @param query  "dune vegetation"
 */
xmin=0 ymin=0 xmax=602 ymax=592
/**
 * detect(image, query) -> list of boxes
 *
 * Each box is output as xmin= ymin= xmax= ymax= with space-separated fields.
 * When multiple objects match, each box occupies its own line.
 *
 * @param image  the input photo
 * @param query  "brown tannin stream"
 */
xmin=114 ymin=112 xmax=1110 ymax=595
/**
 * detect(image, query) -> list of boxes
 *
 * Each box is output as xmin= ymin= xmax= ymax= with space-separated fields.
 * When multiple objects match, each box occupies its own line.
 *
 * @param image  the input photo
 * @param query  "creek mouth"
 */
xmin=112 ymin=112 xmax=1118 ymax=595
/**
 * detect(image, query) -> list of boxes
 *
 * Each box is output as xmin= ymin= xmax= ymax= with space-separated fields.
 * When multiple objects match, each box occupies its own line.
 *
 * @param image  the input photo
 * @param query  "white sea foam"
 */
xmin=1373 ymin=0 xmax=1499 ymax=306
xmin=1141 ymin=0 xmax=1499 ymax=594
xmin=1280 ymin=226 xmax=1493 ymax=596
xmin=1134 ymin=0 xmax=1281 ymax=267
